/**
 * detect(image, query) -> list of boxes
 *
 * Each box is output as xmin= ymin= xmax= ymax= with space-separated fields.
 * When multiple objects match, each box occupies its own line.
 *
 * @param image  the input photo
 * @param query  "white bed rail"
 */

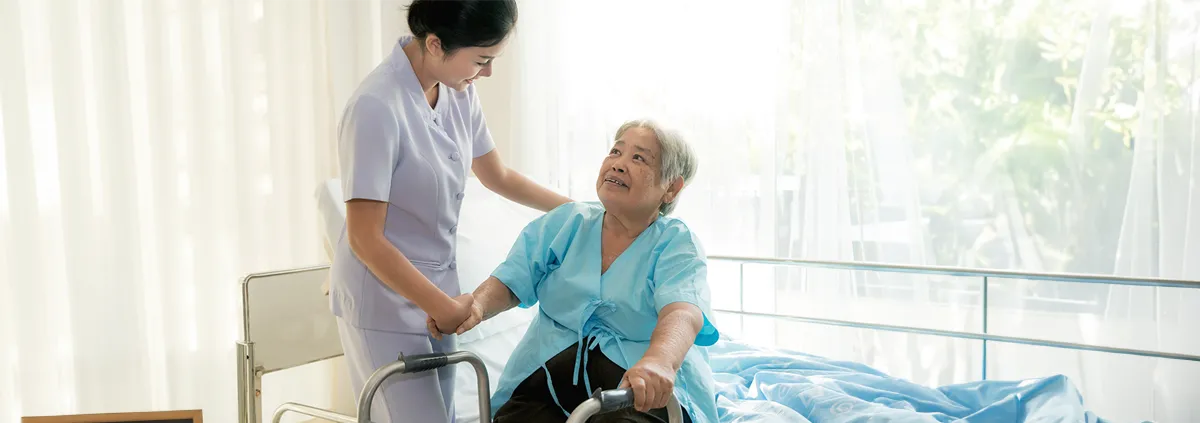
xmin=707 ymin=254 xmax=1200 ymax=380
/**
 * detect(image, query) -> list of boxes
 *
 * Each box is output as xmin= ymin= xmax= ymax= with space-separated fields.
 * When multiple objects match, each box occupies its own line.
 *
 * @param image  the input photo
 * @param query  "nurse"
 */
xmin=433 ymin=120 xmax=720 ymax=423
xmin=329 ymin=1 xmax=572 ymax=422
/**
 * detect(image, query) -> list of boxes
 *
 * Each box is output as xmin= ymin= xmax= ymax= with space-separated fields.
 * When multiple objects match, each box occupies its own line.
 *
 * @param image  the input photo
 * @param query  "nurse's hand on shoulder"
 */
xmin=620 ymin=356 xmax=676 ymax=413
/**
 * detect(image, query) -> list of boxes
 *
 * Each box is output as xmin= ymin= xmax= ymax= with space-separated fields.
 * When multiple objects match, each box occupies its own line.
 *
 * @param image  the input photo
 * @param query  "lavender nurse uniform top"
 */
xmin=329 ymin=35 xmax=495 ymax=334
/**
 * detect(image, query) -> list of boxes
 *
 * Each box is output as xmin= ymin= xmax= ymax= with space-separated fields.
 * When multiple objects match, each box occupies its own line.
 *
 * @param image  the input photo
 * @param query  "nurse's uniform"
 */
xmin=330 ymin=36 xmax=494 ymax=423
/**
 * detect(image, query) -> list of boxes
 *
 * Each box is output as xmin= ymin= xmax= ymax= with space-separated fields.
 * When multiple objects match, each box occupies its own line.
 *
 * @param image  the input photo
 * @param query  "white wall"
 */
xmin=474 ymin=43 xmax=520 ymax=164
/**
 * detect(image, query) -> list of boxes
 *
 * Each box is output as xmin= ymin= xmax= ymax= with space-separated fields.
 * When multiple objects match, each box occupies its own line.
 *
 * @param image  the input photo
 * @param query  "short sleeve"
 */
xmin=467 ymin=85 xmax=496 ymax=158
xmin=338 ymin=95 xmax=400 ymax=202
xmin=490 ymin=203 xmax=581 ymax=308
xmin=652 ymin=228 xmax=720 ymax=347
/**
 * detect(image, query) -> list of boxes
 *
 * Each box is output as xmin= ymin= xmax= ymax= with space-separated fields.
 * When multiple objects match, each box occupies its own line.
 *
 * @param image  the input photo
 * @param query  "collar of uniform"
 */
xmin=389 ymin=36 xmax=445 ymax=125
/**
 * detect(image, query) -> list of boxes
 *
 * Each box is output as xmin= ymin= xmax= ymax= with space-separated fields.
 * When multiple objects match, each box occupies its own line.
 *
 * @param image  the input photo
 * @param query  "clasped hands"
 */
xmin=426 ymin=293 xmax=482 ymax=340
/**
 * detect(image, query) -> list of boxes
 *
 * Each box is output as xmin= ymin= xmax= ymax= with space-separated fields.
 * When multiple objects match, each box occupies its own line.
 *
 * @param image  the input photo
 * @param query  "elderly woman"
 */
xmin=429 ymin=119 xmax=719 ymax=422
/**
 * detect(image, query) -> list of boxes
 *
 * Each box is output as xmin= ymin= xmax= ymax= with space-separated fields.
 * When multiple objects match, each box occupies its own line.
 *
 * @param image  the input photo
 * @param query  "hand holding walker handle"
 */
xmin=565 ymin=387 xmax=684 ymax=423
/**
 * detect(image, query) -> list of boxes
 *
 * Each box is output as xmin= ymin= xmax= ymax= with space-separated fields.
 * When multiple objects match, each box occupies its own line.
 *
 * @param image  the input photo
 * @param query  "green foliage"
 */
xmin=836 ymin=0 xmax=1188 ymax=272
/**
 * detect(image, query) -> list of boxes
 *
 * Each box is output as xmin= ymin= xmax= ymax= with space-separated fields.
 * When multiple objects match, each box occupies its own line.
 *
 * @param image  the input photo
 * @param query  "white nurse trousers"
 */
xmin=336 ymin=317 xmax=458 ymax=423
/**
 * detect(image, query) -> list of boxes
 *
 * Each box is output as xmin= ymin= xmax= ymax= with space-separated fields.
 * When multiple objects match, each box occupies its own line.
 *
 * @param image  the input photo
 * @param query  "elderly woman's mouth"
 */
xmin=603 ymin=177 xmax=629 ymax=188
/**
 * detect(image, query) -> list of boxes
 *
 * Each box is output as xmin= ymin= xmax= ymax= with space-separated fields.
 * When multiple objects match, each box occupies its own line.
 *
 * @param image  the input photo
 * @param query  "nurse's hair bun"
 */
xmin=407 ymin=0 xmax=518 ymax=55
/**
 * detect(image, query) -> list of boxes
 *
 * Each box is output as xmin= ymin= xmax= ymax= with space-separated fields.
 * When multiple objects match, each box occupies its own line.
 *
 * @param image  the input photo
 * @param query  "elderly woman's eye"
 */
xmin=633 ymin=154 xmax=646 ymax=162
xmin=609 ymin=148 xmax=619 ymax=155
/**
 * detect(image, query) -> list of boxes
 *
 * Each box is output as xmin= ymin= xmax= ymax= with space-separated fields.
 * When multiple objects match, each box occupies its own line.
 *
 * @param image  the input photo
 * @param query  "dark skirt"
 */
xmin=493 ymin=342 xmax=694 ymax=423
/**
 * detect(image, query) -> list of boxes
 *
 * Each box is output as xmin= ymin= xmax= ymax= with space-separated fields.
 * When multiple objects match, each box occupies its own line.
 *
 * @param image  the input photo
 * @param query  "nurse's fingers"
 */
xmin=426 ymin=317 xmax=442 ymax=340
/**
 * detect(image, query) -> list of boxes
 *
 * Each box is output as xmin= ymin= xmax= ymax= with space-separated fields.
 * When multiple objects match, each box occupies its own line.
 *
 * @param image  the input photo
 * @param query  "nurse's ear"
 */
xmin=423 ymin=34 xmax=446 ymax=59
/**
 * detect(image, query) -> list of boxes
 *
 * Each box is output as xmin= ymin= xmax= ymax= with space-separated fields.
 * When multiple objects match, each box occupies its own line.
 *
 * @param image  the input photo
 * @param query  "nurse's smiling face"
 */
xmin=596 ymin=127 xmax=673 ymax=216
xmin=423 ymin=35 xmax=507 ymax=92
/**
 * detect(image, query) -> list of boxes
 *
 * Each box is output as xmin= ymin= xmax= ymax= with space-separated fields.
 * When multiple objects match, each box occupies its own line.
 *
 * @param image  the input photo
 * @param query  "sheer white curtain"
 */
xmin=0 ymin=0 xmax=393 ymax=421
xmin=506 ymin=0 xmax=1200 ymax=421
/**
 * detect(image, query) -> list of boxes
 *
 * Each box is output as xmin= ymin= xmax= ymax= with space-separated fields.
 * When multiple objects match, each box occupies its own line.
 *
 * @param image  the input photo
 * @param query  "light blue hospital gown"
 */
xmin=489 ymin=202 xmax=721 ymax=423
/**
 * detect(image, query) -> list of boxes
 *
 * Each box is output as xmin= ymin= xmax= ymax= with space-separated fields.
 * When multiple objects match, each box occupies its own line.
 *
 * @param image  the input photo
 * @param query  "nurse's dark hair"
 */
xmin=406 ymin=0 xmax=518 ymax=55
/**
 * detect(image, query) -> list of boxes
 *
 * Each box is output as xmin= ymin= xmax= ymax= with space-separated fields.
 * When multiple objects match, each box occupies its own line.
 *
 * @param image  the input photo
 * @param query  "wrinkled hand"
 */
xmin=620 ymin=356 xmax=676 ymax=412
xmin=428 ymin=296 xmax=485 ymax=340
xmin=426 ymin=294 xmax=473 ymax=340
xmin=455 ymin=299 xmax=484 ymax=335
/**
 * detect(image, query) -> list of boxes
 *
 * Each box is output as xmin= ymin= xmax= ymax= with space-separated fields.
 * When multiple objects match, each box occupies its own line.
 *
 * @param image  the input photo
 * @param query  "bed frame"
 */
xmin=236 ymin=255 xmax=1200 ymax=423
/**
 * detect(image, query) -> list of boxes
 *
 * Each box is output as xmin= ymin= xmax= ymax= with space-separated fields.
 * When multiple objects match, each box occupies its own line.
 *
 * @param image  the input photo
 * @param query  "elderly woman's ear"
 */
xmin=660 ymin=176 xmax=685 ymax=210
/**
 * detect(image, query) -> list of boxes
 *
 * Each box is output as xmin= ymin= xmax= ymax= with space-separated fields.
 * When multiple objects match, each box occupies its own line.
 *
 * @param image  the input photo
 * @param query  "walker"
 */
xmin=272 ymin=350 xmax=684 ymax=423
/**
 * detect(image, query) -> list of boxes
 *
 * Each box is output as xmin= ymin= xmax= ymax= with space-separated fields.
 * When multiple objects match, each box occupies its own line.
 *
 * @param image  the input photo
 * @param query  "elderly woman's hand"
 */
xmin=426 ymin=294 xmax=474 ymax=340
xmin=454 ymin=299 xmax=484 ymax=335
xmin=620 ymin=356 xmax=677 ymax=412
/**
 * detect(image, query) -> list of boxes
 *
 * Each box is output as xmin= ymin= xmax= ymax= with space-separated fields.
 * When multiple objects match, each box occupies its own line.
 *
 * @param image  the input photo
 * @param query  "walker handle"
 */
xmin=361 ymin=352 xmax=492 ymax=423
xmin=593 ymin=388 xmax=636 ymax=413
xmin=397 ymin=352 xmax=450 ymax=374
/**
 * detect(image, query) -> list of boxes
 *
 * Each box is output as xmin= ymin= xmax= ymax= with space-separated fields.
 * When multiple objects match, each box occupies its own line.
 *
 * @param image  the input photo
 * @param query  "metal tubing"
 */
xmin=466 ymin=353 xmax=493 ymax=421
xmin=712 ymin=309 xmax=1200 ymax=363
xmin=707 ymin=255 xmax=1200 ymax=289
xmin=271 ymin=403 xmax=356 ymax=423
xmin=356 ymin=351 xmax=491 ymax=423
xmin=738 ymin=263 xmax=746 ymax=312
xmin=565 ymin=400 xmax=602 ymax=423
xmin=666 ymin=396 xmax=684 ymax=423
xmin=565 ymin=391 xmax=683 ymax=423
xmin=982 ymin=276 xmax=989 ymax=380
xmin=236 ymin=342 xmax=261 ymax=423
xmin=237 ymin=343 xmax=253 ymax=423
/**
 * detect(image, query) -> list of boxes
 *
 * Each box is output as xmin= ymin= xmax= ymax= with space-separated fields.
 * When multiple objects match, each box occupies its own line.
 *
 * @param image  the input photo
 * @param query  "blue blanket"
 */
xmin=708 ymin=340 xmax=1109 ymax=423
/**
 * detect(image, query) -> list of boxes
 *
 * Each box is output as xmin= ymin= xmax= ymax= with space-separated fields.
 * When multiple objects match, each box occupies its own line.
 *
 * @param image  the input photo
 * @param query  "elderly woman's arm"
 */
xmin=623 ymin=302 xmax=705 ymax=412
xmin=465 ymin=276 xmax=520 ymax=328
xmin=428 ymin=276 xmax=520 ymax=339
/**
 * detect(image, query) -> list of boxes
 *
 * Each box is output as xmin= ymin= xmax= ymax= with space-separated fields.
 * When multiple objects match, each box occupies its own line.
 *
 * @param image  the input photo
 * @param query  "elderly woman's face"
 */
xmin=596 ymin=127 xmax=669 ymax=214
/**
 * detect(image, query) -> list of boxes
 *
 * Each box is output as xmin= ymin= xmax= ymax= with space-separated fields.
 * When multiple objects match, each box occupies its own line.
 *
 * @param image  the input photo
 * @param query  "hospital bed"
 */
xmin=236 ymin=178 xmax=1200 ymax=423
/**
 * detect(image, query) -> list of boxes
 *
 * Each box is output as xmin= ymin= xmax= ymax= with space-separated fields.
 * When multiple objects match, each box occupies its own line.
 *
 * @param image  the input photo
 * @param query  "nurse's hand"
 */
xmin=620 ymin=357 xmax=676 ymax=412
xmin=428 ymin=294 xmax=473 ymax=338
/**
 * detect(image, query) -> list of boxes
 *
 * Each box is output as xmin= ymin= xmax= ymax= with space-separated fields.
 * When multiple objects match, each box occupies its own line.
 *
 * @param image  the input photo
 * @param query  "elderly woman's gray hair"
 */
xmin=613 ymin=119 xmax=698 ymax=215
